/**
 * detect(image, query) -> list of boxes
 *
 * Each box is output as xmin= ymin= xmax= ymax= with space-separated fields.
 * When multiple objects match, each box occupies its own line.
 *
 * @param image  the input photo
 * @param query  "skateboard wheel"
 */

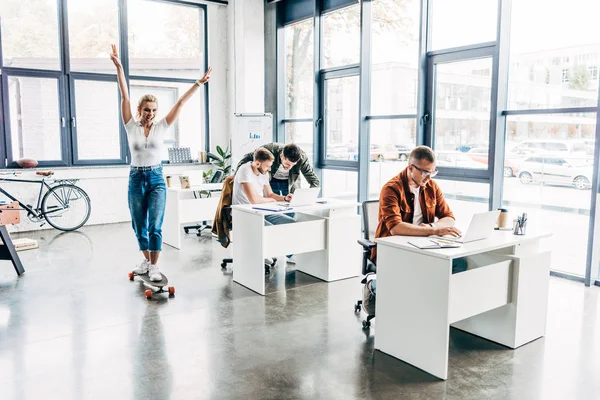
xmin=145 ymin=289 xmax=152 ymax=299
xmin=128 ymin=272 xmax=134 ymax=281
xmin=168 ymin=286 xmax=175 ymax=296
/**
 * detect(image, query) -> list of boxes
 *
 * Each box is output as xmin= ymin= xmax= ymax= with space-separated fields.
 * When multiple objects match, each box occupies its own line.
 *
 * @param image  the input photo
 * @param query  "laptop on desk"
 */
xmin=278 ymin=187 xmax=320 ymax=207
xmin=430 ymin=210 xmax=500 ymax=244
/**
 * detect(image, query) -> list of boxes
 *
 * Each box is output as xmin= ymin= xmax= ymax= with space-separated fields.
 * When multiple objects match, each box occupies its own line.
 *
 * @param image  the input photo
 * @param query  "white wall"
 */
xmin=3 ymin=0 xmax=271 ymax=233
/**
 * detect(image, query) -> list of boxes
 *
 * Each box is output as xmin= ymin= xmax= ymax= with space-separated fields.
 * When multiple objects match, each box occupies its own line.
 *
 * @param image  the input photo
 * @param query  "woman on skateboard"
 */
xmin=110 ymin=44 xmax=212 ymax=281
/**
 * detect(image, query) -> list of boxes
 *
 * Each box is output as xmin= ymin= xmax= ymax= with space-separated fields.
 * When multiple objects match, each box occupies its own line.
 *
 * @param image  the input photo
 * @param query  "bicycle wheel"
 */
xmin=41 ymin=184 xmax=91 ymax=231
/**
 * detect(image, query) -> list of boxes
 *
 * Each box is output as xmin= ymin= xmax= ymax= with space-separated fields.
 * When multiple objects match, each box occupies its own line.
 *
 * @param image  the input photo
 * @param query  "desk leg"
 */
xmin=232 ymin=210 xmax=266 ymax=295
xmin=0 ymin=226 xmax=25 ymax=276
xmin=452 ymin=246 xmax=551 ymax=349
xmin=296 ymin=215 xmax=361 ymax=281
xmin=375 ymin=245 xmax=451 ymax=380
xmin=163 ymin=190 xmax=181 ymax=249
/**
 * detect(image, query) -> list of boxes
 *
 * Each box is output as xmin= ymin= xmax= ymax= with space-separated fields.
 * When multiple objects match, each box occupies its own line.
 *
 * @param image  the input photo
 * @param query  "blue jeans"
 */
xmin=269 ymin=178 xmax=289 ymax=196
xmin=128 ymin=166 xmax=167 ymax=252
xmin=264 ymin=213 xmax=296 ymax=226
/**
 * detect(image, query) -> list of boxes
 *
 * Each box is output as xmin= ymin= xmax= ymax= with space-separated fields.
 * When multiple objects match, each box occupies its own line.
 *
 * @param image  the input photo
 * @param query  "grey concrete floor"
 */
xmin=1 ymin=223 xmax=600 ymax=400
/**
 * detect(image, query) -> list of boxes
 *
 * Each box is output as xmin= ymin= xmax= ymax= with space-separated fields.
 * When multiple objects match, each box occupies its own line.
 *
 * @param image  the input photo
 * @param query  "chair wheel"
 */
xmin=362 ymin=320 xmax=370 ymax=328
xmin=354 ymin=305 xmax=361 ymax=313
xmin=184 ymin=228 xmax=189 ymax=234
xmin=221 ymin=262 xmax=227 ymax=269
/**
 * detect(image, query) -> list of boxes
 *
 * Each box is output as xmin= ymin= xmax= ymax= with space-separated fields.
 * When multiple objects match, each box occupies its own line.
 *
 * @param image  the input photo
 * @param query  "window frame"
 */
xmin=0 ymin=0 xmax=209 ymax=168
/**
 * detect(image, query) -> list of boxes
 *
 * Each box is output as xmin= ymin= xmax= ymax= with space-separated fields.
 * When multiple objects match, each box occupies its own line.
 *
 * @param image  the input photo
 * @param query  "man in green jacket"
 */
xmin=236 ymin=143 xmax=320 ymax=196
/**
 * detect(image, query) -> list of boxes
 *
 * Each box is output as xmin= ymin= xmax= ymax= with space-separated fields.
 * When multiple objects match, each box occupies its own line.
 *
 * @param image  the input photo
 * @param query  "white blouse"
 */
xmin=124 ymin=118 xmax=169 ymax=167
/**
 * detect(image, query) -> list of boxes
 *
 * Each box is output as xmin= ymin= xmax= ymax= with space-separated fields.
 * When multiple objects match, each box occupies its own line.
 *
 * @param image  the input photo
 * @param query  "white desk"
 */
xmin=231 ymin=200 xmax=361 ymax=295
xmin=163 ymin=183 xmax=222 ymax=249
xmin=375 ymin=230 xmax=552 ymax=380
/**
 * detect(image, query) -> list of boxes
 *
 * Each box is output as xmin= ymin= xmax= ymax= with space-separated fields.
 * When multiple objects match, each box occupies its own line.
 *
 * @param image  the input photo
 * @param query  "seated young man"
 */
xmin=232 ymin=147 xmax=296 ymax=227
xmin=375 ymin=145 xmax=466 ymax=273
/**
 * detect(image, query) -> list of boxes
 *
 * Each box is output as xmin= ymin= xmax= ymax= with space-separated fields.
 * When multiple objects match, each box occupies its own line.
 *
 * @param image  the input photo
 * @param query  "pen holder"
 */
xmin=513 ymin=219 xmax=527 ymax=235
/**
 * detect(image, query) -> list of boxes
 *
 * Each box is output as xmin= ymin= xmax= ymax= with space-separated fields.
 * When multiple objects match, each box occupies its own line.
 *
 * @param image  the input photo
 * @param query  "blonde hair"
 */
xmin=136 ymin=94 xmax=158 ymax=120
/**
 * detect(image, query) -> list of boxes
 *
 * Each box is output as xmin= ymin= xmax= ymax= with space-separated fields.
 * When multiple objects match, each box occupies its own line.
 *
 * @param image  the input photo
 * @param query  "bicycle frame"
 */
xmin=0 ymin=177 xmax=55 ymax=218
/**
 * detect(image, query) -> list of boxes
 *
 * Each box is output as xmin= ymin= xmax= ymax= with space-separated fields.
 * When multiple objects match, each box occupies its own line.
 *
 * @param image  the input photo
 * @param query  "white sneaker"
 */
xmin=148 ymin=264 xmax=162 ymax=281
xmin=264 ymin=257 xmax=274 ymax=266
xmin=286 ymin=255 xmax=296 ymax=264
xmin=132 ymin=259 xmax=149 ymax=274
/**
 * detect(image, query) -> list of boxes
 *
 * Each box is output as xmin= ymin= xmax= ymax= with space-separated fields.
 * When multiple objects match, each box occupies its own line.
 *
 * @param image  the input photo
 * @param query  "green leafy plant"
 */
xmin=202 ymin=169 xmax=213 ymax=184
xmin=207 ymin=145 xmax=232 ymax=181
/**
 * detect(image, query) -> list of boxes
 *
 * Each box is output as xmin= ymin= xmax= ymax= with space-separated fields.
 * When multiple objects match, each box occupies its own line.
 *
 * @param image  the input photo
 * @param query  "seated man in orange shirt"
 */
xmin=374 ymin=145 xmax=466 ymax=273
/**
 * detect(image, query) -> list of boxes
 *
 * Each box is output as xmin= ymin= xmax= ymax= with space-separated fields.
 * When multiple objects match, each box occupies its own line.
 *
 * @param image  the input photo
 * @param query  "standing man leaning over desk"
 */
xmin=236 ymin=143 xmax=320 ymax=196
xmin=375 ymin=146 xmax=466 ymax=273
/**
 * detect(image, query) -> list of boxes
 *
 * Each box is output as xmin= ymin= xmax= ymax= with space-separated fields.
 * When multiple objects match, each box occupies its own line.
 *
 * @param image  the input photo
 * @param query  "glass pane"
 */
xmin=322 ymin=169 xmax=357 ymax=201
xmin=285 ymin=122 xmax=314 ymax=164
xmin=285 ymin=19 xmax=314 ymax=119
xmin=0 ymin=0 xmax=61 ymax=70
xmin=8 ymin=76 xmax=62 ymax=161
xmin=433 ymin=58 xmax=492 ymax=170
xmin=507 ymin=0 xmax=600 ymax=110
xmin=436 ymin=180 xmax=490 ymax=222
xmin=74 ymin=80 xmax=120 ymax=160
xmin=128 ymin=0 xmax=205 ymax=79
xmin=368 ymin=119 xmax=416 ymax=199
xmin=371 ymin=0 xmax=420 ymax=115
xmin=68 ymin=0 xmax=119 ymax=73
xmin=322 ymin=5 xmax=360 ymax=69
xmin=430 ymin=0 xmax=497 ymax=51
xmin=325 ymin=75 xmax=359 ymax=161
xmin=130 ymin=80 xmax=204 ymax=161
xmin=503 ymin=113 xmax=596 ymax=276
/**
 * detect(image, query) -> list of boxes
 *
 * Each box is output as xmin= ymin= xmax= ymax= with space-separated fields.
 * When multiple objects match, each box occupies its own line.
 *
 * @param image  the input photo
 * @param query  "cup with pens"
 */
xmin=513 ymin=212 xmax=527 ymax=235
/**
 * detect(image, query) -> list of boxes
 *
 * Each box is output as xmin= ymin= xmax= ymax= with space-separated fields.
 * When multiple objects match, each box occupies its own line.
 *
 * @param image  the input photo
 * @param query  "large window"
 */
xmin=430 ymin=0 xmax=498 ymax=51
xmin=507 ymin=0 xmax=600 ymax=110
xmin=370 ymin=0 xmax=420 ymax=115
xmin=0 ymin=0 xmax=61 ymax=70
xmin=7 ymin=76 xmax=63 ymax=162
xmin=67 ymin=0 xmax=120 ymax=74
xmin=322 ymin=5 xmax=361 ymax=69
xmin=502 ymin=114 xmax=597 ymax=277
xmin=285 ymin=19 xmax=314 ymax=119
xmin=0 ymin=0 xmax=208 ymax=168
xmin=277 ymin=0 xmax=600 ymax=283
xmin=432 ymin=57 xmax=493 ymax=171
xmin=128 ymin=0 xmax=205 ymax=80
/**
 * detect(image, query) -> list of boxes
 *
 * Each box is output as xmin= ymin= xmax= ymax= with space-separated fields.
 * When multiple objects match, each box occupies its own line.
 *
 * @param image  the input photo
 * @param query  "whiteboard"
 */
xmin=231 ymin=113 xmax=273 ymax=169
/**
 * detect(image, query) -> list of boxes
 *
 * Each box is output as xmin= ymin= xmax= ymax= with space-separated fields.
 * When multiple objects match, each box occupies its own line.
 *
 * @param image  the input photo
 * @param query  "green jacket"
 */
xmin=236 ymin=143 xmax=320 ymax=193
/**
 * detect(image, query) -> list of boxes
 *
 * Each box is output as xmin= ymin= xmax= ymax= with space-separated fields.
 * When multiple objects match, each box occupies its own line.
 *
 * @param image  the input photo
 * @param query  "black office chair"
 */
xmin=354 ymin=200 xmax=379 ymax=328
xmin=184 ymin=170 xmax=224 ymax=236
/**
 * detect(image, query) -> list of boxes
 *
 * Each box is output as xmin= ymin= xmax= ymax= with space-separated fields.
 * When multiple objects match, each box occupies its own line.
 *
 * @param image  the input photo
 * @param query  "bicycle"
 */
xmin=0 ymin=171 xmax=91 ymax=231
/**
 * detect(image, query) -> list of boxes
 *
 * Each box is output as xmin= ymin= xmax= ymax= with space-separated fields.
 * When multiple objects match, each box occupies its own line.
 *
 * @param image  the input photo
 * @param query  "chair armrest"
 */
xmin=357 ymin=238 xmax=376 ymax=249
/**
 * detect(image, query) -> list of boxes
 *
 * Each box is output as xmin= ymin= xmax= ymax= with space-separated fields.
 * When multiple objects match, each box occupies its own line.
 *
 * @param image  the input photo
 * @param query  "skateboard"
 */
xmin=128 ymin=271 xmax=175 ymax=299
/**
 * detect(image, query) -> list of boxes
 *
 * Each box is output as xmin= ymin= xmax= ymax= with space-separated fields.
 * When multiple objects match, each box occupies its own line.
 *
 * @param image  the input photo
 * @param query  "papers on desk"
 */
xmin=252 ymin=204 xmax=293 ymax=212
xmin=408 ymin=238 xmax=462 ymax=249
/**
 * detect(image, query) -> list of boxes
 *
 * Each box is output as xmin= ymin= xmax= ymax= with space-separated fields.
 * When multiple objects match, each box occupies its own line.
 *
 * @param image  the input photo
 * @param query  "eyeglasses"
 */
xmin=411 ymin=163 xmax=438 ymax=178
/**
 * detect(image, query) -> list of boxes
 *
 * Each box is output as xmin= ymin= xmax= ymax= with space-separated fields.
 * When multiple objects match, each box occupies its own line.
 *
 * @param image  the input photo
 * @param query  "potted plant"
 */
xmin=207 ymin=145 xmax=232 ymax=181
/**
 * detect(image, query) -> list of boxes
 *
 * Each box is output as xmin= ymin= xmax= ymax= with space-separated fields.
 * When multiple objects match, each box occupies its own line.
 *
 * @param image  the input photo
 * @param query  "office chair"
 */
xmin=213 ymin=181 xmax=276 ymax=274
xmin=184 ymin=170 xmax=224 ymax=236
xmin=354 ymin=200 xmax=379 ymax=328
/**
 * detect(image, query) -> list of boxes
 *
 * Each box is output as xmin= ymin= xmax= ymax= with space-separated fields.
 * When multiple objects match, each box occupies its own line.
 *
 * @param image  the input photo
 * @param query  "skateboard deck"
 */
xmin=128 ymin=271 xmax=174 ymax=299
xmin=134 ymin=272 xmax=168 ymax=287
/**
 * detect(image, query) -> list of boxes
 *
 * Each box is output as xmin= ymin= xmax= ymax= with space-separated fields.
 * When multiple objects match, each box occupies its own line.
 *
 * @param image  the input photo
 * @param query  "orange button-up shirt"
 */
xmin=373 ymin=168 xmax=454 ymax=260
